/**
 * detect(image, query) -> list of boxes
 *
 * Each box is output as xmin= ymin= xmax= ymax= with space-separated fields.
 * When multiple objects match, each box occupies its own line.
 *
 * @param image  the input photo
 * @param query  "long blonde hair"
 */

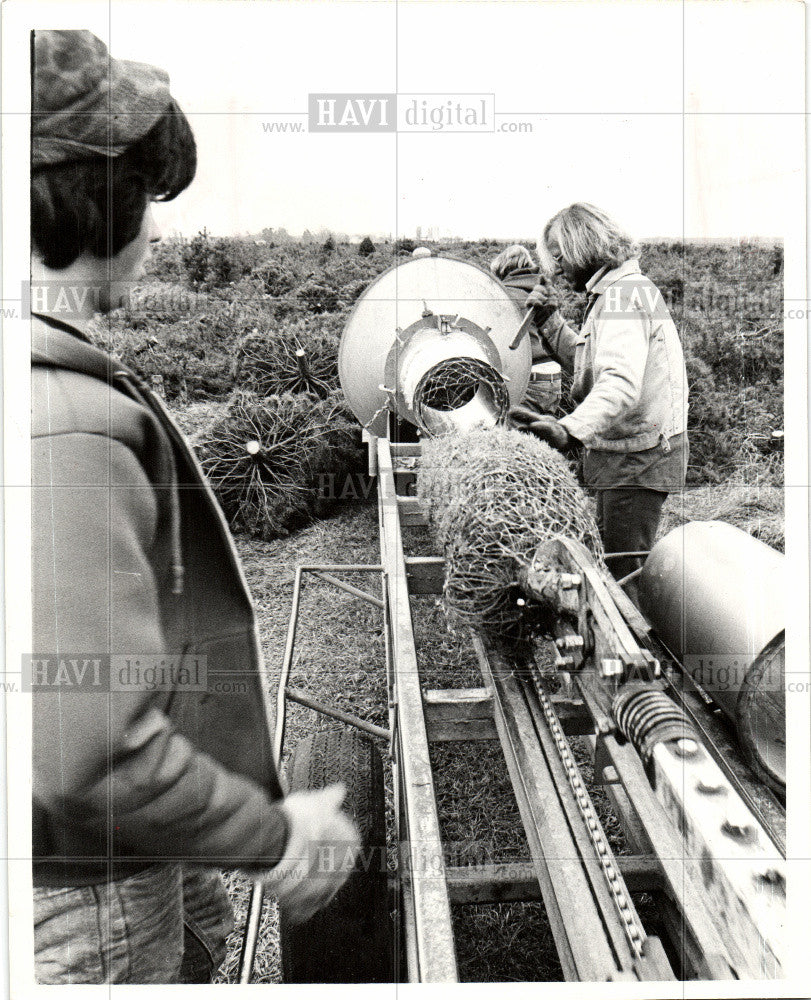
xmin=538 ymin=203 xmax=639 ymax=275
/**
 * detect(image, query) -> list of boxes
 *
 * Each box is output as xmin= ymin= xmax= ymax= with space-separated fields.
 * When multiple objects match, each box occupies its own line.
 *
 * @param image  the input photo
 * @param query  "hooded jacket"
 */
xmin=31 ymin=314 xmax=287 ymax=886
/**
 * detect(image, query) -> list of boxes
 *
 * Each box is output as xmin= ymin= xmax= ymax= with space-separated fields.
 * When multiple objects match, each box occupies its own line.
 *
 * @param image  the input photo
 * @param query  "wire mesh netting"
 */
xmin=413 ymin=356 xmax=509 ymax=432
xmin=418 ymin=427 xmax=603 ymax=636
xmin=234 ymin=329 xmax=339 ymax=400
xmin=198 ymin=390 xmax=361 ymax=539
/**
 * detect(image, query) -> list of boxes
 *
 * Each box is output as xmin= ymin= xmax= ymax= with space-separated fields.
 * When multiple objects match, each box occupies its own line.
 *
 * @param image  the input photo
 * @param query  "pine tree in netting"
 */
xmin=89 ymin=321 xmax=233 ymax=403
xmin=233 ymin=327 xmax=339 ymax=399
xmin=198 ymin=390 xmax=363 ymax=539
xmin=418 ymin=427 xmax=603 ymax=636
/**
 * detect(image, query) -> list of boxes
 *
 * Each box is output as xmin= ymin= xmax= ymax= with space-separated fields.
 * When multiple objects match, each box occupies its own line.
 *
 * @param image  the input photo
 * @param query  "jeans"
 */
xmin=34 ymin=865 xmax=234 ymax=984
xmin=595 ymin=487 xmax=667 ymax=604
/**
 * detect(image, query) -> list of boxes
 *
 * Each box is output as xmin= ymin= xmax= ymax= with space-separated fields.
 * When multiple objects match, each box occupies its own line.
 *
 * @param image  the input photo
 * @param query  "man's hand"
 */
xmin=525 ymin=279 xmax=561 ymax=325
xmin=261 ymin=783 xmax=360 ymax=925
xmin=509 ymin=406 xmax=572 ymax=451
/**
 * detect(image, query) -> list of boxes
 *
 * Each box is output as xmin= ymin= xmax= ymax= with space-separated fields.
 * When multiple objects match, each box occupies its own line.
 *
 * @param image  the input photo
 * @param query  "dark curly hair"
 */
xmin=31 ymin=98 xmax=196 ymax=269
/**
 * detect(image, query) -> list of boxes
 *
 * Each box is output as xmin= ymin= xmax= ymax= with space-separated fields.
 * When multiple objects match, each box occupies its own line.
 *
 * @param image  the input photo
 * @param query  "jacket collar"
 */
xmin=586 ymin=258 xmax=642 ymax=296
xmin=31 ymin=313 xmax=130 ymax=383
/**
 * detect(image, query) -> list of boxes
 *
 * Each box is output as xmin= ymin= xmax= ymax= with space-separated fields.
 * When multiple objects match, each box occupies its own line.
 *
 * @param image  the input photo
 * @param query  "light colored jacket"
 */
xmin=541 ymin=259 xmax=688 ymax=452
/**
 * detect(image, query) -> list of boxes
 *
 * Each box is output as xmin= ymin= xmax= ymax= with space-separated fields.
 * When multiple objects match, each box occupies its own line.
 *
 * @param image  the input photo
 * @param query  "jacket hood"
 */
xmin=32 ymin=313 xmax=186 ymax=596
xmin=502 ymin=268 xmax=540 ymax=292
xmin=32 ymin=314 xmax=130 ymax=382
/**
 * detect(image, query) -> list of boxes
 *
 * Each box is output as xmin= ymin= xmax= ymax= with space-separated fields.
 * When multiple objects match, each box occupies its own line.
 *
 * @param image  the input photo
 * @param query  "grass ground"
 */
xmin=659 ymin=482 xmax=784 ymax=551
xmin=211 ymin=479 xmax=784 ymax=983
xmin=214 ymin=504 xmax=386 ymax=983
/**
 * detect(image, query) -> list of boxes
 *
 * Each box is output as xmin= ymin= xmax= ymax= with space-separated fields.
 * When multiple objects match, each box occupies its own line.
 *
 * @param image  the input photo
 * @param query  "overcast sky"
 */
xmin=24 ymin=0 xmax=805 ymax=241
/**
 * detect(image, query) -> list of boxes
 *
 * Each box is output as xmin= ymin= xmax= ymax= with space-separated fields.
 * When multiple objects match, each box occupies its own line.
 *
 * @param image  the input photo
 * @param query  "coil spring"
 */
xmin=613 ymin=686 xmax=697 ymax=766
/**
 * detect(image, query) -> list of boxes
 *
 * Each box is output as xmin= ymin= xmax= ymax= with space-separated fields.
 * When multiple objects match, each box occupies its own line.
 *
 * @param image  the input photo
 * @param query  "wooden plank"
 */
xmin=558 ymin=539 xmax=658 ymax=685
xmin=447 ymin=862 xmax=541 ymax=905
xmin=377 ymin=437 xmax=458 ymax=983
xmin=423 ymin=687 xmax=492 ymax=718
xmin=601 ymin=569 xmax=654 ymax=641
xmin=445 ymin=857 xmax=663 ymax=904
xmin=398 ymin=495 xmax=429 ymax=526
xmin=391 ymin=442 xmax=423 ymax=458
xmin=405 ymin=555 xmax=445 ymax=595
xmin=423 ymin=687 xmax=496 ymax=741
xmin=426 ymin=718 xmax=497 ymax=742
xmin=524 ymin=537 xmax=658 ymax=688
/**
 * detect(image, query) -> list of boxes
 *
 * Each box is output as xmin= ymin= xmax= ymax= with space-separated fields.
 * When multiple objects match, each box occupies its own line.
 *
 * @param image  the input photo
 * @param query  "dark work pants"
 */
xmin=595 ymin=487 xmax=667 ymax=604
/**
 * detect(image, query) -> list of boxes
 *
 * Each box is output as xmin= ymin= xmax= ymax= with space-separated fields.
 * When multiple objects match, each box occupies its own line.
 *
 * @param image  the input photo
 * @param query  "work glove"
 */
xmin=261 ymin=783 xmax=360 ymax=925
xmin=525 ymin=279 xmax=561 ymax=326
xmin=509 ymin=406 xmax=572 ymax=451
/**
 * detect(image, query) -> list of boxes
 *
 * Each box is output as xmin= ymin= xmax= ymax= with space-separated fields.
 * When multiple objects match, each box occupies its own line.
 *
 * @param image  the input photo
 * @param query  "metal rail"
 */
xmin=575 ymin=679 xmax=741 ymax=978
xmin=665 ymin=667 xmax=786 ymax=854
xmin=377 ymin=436 xmax=459 ymax=983
xmin=473 ymin=634 xmax=674 ymax=981
xmin=540 ymin=536 xmax=783 ymax=978
xmin=527 ymin=668 xmax=647 ymax=961
xmin=377 ymin=437 xmax=780 ymax=981
xmin=472 ymin=633 xmax=614 ymax=980
xmin=285 ymin=686 xmax=391 ymax=741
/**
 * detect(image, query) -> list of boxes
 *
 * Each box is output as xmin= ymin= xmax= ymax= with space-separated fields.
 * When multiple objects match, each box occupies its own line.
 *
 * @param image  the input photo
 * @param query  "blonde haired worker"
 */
xmin=510 ymin=203 xmax=688 ymax=601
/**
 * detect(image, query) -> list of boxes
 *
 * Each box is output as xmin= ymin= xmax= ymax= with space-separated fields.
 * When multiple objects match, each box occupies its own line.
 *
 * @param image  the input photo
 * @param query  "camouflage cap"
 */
xmin=32 ymin=29 xmax=173 ymax=170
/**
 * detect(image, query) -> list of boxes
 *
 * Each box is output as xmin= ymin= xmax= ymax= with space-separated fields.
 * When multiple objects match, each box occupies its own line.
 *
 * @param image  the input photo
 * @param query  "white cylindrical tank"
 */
xmin=638 ymin=520 xmax=785 ymax=792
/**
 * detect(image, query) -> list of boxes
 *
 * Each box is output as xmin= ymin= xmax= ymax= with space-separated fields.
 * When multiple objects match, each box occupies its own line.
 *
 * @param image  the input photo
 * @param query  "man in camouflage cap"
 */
xmin=32 ymin=29 xmax=173 ymax=168
xmin=31 ymin=30 xmax=358 ymax=984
